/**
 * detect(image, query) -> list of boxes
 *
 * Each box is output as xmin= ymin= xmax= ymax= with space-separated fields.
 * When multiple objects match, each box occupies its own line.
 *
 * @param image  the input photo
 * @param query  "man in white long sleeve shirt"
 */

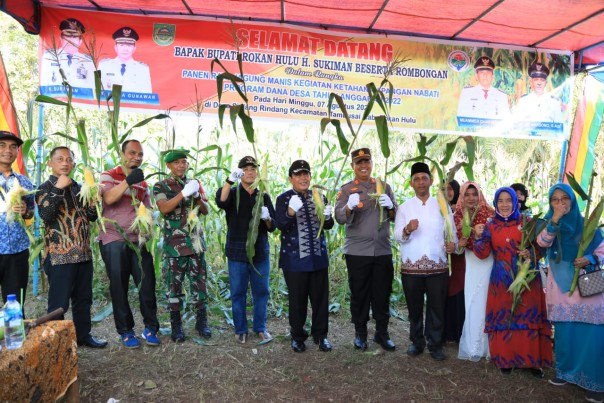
xmin=394 ymin=162 xmax=456 ymax=361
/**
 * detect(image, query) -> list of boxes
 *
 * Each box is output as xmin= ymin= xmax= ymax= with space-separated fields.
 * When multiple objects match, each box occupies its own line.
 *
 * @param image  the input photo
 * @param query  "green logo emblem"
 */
xmin=153 ymin=24 xmax=175 ymax=46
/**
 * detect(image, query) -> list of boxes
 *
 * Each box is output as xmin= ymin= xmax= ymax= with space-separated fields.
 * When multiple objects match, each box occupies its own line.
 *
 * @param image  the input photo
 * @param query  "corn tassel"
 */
xmin=569 ymin=198 xmax=604 ymax=295
xmin=437 ymin=189 xmax=455 ymax=274
xmin=129 ymin=203 xmax=154 ymax=245
xmin=312 ymin=186 xmax=326 ymax=239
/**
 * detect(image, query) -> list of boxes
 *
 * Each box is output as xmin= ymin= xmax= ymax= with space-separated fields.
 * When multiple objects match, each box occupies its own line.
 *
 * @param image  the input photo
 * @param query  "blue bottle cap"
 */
xmin=7 ymin=294 xmax=16 ymax=302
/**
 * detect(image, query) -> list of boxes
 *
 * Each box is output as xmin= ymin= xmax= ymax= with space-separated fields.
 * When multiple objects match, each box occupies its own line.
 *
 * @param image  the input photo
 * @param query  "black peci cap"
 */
xmin=288 ymin=160 xmax=311 ymax=176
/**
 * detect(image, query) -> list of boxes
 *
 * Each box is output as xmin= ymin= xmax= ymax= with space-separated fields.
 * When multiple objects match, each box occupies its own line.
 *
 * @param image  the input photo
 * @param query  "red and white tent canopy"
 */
xmin=2 ymin=0 xmax=604 ymax=65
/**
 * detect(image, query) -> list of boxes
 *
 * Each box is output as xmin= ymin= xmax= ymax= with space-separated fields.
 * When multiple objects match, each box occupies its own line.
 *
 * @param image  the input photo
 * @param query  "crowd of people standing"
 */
xmin=0 ymin=132 xmax=602 ymax=402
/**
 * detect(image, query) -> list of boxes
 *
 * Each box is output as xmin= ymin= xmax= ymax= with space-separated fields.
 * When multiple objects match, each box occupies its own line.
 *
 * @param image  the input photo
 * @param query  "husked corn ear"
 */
xmin=84 ymin=168 xmax=95 ymax=185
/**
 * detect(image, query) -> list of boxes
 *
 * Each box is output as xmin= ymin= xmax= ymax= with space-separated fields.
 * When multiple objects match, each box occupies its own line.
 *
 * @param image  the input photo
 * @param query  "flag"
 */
xmin=0 ymin=51 xmax=26 ymax=176
xmin=563 ymin=74 xmax=604 ymax=197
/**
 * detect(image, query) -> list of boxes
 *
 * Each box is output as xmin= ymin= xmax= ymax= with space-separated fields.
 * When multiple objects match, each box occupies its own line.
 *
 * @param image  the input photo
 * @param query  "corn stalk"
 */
xmin=437 ymin=188 xmax=455 ymax=273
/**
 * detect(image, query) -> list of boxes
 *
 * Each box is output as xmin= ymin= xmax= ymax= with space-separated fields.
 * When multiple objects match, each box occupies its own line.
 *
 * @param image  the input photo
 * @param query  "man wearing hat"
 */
xmin=0 ymin=131 xmax=34 ymax=310
xmin=99 ymin=27 xmax=152 ymax=93
xmin=275 ymin=160 xmax=335 ymax=353
xmin=216 ymin=156 xmax=276 ymax=344
xmin=394 ymin=162 xmax=457 ymax=361
xmin=40 ymin=18 xmax=95 ymax=94
xmin=514 ymin=62 xmax=563 ymax=123
xmin=153 ymin=149 xmax=211 ymax=342
xmin=99 ymin=139 xmax=160 ymax=348
xmin=457 ymin=56 xmax=510 ymax=120
xmin=334 ymin=148 xmax=398 ymax=351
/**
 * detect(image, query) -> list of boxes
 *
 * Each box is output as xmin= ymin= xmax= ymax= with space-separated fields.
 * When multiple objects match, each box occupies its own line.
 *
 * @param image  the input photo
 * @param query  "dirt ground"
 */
xmin=24 ymin=295 xmax=587 ymax=403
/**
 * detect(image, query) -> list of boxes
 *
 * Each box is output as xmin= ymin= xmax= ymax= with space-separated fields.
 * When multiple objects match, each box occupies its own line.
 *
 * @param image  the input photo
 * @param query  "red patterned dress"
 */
xmin=473 ymin=216 xmax=552 ymax=369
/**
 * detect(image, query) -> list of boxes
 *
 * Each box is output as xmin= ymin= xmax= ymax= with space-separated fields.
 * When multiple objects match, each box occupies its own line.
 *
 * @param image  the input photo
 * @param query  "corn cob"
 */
xmin=368 ymin=177 xmax=387 ymax=228
xmin=570 ymin=198 xmax=604 ymax=295
xmin=187 ymin=205 xmax=206 ymax=254
xmin=437 ymin=188 xmax=455 ymax=274
xmin=129 ymin=203 xmax=154 ymax=245
xmin=312 ymin=186 xmax=326 ymax=239
xmin=461 ymin=208 xmax=473 ymax=238
xmin=78 ymin=167 xmax=105 ymax=232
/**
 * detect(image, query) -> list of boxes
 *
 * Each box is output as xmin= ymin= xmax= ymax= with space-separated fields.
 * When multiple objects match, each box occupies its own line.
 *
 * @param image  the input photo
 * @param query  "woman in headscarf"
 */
xmin=444 ymin=180 xmax=465 ymax=343
xmin=536 ymin=183 xmax=604 ymax=402
xmin=473 ymin=187 xmax=552 ymax=377
xmin=454 ymin=182 xmax=494 ymax=361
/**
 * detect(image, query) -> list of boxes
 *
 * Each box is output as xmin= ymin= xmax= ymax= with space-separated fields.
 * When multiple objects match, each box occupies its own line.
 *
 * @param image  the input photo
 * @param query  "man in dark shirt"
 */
xmin=36 ymin=146 xmax=107 ymax=348
xmin=215 ymin=156 xmax=276 ymax=344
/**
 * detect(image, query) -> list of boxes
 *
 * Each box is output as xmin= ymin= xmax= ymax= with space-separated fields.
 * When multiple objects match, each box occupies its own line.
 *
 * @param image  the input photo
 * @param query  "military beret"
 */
xmin=0 ymin=131 xmax=23 ymax=146
xmin=528 ymin=62 xmax=549 ymax=79
xmin=238 ymin=156 xmax=257 ymax=168
xmin=113 ymin=27 xmax=139 ymax=44
xmin=59 ymin=18 xmax=85 ymax=35
xmin=351 ymin=148 xmax=371 ymax=162
xmin=474 ymin=56 xmax=495 ymax=71
xmin=289 ymin=160 xmax=311 ymax=176
xmin=163 ymin=149 xmax=189 ymax=164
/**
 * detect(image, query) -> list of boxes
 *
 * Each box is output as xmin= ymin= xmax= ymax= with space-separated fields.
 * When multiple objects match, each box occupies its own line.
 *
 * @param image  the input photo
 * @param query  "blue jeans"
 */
xmin=228 ymin=258 xmax=270 ymax=335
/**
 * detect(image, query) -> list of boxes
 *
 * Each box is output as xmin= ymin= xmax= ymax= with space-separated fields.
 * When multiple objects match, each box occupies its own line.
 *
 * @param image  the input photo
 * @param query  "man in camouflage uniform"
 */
xmin=153 ymin=149 xmax=211 ymax=342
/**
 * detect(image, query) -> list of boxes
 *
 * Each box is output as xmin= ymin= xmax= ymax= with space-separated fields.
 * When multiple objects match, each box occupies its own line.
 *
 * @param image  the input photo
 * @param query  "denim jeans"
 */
xmin=228 ymin=258 xmax=270 ymax=334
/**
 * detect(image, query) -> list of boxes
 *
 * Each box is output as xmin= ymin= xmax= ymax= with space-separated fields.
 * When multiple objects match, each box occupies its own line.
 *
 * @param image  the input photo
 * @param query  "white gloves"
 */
xmin=347 ymin=193 xmax=360 ymax=210
xmin=323 ymin=205 xmax=333 ymax=217
xmin=288 ymin=195 xmax=303 ymax=213
xmin=260 ymin=206 xmax=270 ymax=221
xmin=228 ymin=168 xmax=244 ymax=183
xmin=182 ymin=180 xmax=199 ymax=198
xmin=378 ymin=194 xmax=393 ymax=210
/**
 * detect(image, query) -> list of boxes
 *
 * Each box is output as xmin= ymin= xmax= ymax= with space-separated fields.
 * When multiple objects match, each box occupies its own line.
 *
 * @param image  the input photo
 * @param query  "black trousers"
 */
xmin=0 ymin=249 xmax=29 ymax=316
xmin=345 ymin=254 xmax=394 ymax=333
xmin=44 ymin=258 xmax=93 ymax=343
xmin=283 ymin=269 xmax=329 ymax=342
xmin=100 ymin=241 xmax=159 ymax=335
xmin=402 ymin=272 xmax=448 ymax=351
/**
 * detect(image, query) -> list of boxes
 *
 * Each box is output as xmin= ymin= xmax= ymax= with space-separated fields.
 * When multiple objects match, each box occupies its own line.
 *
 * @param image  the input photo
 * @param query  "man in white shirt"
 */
xmin=457 ymin=56 xmax=510 ymax=120
xmin=394 ymin=162 xmax=456 ymax=361
xmin=99 ymin=27 xmax=152 ymax=93
xmin=514 ymin=62 xmax=563 ymax=123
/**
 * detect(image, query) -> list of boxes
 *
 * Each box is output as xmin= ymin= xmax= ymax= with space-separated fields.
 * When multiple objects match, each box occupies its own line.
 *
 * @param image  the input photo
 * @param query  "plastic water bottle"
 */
xmin=0 ymin=308 xmax=4 ymax=351
xmin=4 ymin=294 xmax=24 ymax=350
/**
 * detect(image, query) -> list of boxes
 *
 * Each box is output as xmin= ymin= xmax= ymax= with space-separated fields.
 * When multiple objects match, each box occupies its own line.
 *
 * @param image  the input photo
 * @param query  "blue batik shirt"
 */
xmin=0 ymin=171 xmax=35 ymax=254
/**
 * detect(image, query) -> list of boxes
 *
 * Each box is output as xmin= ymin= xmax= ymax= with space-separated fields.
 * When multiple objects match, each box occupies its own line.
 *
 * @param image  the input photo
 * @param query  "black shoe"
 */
xmin=373 ymin=333 xmax=396 ymax=351
xmin=406 ymin=344 xmax=424 ymax=356
xmin=500 ymin=368 xmax=513 ymax=375
xmin=354 ymin=334 xmax=368 ymax=351
xmin=291 ymin=339 xmax=306 ymax=353
xmin=530 ymin=368 xmax=544 ymax=379
xmin=78 ymin=335 xmax=108 ymax=349
xmin=316 ymin=338 xmax=332 ymax=352
xmin=430 ymin=348 xmax=446 ymax=361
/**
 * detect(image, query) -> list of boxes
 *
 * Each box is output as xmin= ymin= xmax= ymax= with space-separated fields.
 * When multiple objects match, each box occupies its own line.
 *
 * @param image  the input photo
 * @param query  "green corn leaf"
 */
xmin=362 ymin=83 xmax=377 ymax=121
xmin=440 ymin=138 xmax=460 ymax=166
xmin=374 ymin=115 xmax=390 ymax=158
xmin=218 ymin=104 xmax=228 ymax=128
xmin=327 ymin=93 xmax=355 ymax=135
xmin=35 ymin=94 xmax=68 ymax=106
xmin=93 ymin=70 xmax=102 ymax=107
xmin=229 ymin=104 xmax=242 ymax=134
xmin=565 ymin=172 xmax=590 ymax=201
xmin=51 ymin=131 xmax=82 ymax=144
xmin=238 ymin=108 xmax=255 ymax=143
xmin=246 ymin=193 xmax=264 ymax=275
xmin=321 ymin=118 xmax=349 ymax=155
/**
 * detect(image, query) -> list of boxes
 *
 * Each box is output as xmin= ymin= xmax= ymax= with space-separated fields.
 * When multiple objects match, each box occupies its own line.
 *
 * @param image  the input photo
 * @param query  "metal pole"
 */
xmin=32 ymin=103 xmax=44 ymax=296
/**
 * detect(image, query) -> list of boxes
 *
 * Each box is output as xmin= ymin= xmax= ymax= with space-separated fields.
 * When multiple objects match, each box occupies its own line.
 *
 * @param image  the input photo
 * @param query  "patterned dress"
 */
xmin=473 ymin=217 xmax=553 ymax=369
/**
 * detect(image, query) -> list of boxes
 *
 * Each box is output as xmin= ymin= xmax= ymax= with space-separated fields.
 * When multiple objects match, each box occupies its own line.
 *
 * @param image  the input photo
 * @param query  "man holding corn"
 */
xmin=335 ymin=148 xmax=397 ymax=351
xmin=275 ymin=160 xmax=335 ymax=353
xmin=36 ymin=146 xmax=107 ymax=348
xmin=153 ymin=149 xmax=211 ymax=342
xmin=0 ymin=131 xmax=34 ymax=310
xmin=394 ymin=162 xmax=457 ymax=361
xmin=99 ymin=139 xmax=160 ymax=349
xmin=216 ymin=156 xmax=276 ymax=344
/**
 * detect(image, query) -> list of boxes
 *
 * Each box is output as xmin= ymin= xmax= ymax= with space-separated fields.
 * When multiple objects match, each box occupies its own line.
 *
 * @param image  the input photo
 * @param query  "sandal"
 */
xmin=257 ymin=331 xmax=273 ymax=341
xmin=235 ymin=333 xmax=247 ymax=344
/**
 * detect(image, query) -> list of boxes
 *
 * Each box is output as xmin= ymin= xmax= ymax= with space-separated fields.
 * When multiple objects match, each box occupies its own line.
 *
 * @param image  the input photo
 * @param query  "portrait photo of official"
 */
xmin=40 ymin=18 xmax=95 ymax=92
xmin=99 ymin=27 xmax=152 ymax=93
xmin=457 ymin=56 xmax=511 ymax=120
xmin=513 ymin=62 xmax=564 ymax=123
